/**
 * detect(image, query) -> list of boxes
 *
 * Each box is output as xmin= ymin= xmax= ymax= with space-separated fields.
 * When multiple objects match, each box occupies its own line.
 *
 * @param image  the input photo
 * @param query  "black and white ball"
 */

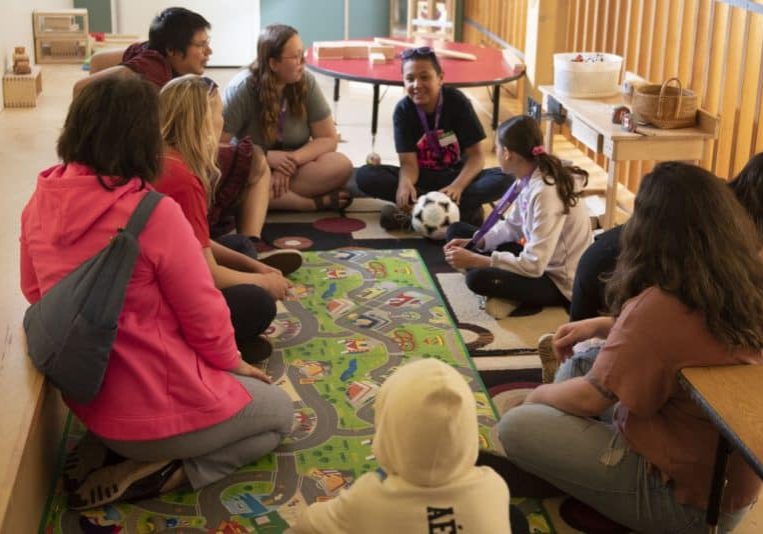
xmin=411 ymin=191 xmax=460 ymax=240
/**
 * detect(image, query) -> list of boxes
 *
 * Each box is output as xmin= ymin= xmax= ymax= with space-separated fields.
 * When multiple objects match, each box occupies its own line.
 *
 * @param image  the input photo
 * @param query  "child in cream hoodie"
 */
xmin=291 ymin=358 xmax=511 ymax=533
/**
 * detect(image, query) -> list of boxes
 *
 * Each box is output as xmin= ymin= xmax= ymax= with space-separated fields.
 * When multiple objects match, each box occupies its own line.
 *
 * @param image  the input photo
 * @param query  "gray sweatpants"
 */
xmin=102 ymin=375 xmax=294 ymax=489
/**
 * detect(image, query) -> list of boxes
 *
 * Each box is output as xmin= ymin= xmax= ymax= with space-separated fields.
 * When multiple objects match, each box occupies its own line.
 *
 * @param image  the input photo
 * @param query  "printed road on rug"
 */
xmin=43 ymin=250 xmax=555 ymax=534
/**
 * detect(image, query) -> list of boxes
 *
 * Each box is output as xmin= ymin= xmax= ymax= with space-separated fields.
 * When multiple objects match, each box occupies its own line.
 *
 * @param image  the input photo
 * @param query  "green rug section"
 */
xmin=43 ymin=250 xmax=554 ymax=533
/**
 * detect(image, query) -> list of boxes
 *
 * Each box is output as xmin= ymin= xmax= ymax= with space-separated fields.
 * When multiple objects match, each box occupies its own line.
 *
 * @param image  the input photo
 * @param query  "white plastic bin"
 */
xmin=553 ymin=53 xmax=623 ymax=98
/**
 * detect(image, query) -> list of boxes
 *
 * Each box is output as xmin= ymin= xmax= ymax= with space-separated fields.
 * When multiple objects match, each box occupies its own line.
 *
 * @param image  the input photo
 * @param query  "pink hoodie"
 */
xmin=20 ymin=163 xmax=251 ymax=440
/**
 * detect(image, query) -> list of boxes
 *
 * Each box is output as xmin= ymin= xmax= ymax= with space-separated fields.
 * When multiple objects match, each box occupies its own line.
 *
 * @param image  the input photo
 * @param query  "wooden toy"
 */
xmin=373 ymin=37 xmax=476 ymax=61
xmin=13 ymin=47 xmax=32 ymax=75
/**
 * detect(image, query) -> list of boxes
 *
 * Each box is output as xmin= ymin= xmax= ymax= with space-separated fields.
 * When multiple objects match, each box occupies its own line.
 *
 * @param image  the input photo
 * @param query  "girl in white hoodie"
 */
xmin=290 ymin=358 xmax=511 ymax=533
xmin=444 ymin=115 xmax=592 ymax=318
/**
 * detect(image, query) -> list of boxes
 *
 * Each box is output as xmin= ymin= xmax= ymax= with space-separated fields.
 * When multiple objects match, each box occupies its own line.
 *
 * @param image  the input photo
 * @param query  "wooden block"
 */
xmin=369 ymin=45 xmax=394 ymax=60
xmin=3 ymin=67 xmax=42 ymax=108
xmin=313 ymin=42 xmax=346 ymax=59
xmin=343 ymin=44 xmax=369 ymax=59
xmin=369 ymin=52 xmax=387 ymax=65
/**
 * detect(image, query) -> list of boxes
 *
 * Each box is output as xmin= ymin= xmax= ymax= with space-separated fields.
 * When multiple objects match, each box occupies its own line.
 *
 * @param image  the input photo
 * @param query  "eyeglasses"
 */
xmin=200 ymin=76 xmax=218 ymax=94
xmin=279 ymin=52 xmax=305 ymax=64
xmin=400 ymin=46 xmax=435 ymax=60
xmin=190 ymin=39 xmax=212 ymax=50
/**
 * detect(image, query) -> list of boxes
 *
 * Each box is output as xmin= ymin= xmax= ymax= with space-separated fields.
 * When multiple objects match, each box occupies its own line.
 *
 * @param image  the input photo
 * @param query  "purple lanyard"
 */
xmin=466 ymin=175 xmax=531 ymax=250
xmin=415 ymin=91 xmax=444 ymax=161
xmin=276 ymin=97 xmax=287 ymax=142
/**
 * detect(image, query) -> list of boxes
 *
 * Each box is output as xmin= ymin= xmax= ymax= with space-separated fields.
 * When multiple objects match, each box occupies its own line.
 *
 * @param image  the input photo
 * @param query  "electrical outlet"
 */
xmin=527 ymin=97 xmax=542 ymax=122
xmin=547 ymin=96 xmax=567 ymax=125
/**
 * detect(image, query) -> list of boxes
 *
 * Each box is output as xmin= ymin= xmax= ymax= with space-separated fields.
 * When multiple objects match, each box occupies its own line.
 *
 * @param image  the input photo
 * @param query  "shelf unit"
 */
xmin=33 ymin=9 xmax=91 ymax=64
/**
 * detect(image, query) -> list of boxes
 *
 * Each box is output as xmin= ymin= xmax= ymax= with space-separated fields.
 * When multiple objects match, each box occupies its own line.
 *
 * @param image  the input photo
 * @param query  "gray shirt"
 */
xmin=222 ymin=69 xmax=331 ymax=150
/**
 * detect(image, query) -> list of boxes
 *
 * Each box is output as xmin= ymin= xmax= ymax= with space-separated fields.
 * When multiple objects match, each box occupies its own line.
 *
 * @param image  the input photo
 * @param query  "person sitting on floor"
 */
xmin=20 ymin=77 xmax=294 ymax=510
xmin=443 ymin=115 xmax=592 ymax=318
xmin=354 ymin=46 xmax=513 ymax=231
xmin=73 ymin=7 xmax=280 ymax=256
xmin=495 ymin=162 xmax=763 ymax=533
xmin=291 ymin=358 xmax=511 ymax=534
xmin=155 ymin=74 xmax=293 ymax=363
xmin=222 ymin=24 xmax=353 ymax=213
xmin=568 ymin=150 xmax=763 ymax=322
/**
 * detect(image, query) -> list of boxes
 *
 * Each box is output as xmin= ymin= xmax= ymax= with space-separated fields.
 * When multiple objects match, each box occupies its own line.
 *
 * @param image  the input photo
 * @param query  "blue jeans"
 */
xmin=355 ymin=163 xmax=513 ymax=216
xmin=496 ymin=348 xmax=749 ymax=533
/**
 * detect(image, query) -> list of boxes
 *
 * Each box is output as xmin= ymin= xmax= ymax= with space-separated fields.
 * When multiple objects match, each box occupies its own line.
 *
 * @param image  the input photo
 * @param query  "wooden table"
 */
xmin=306 ymin=38 xmax=525 ymax=138
xmin=539 ymin=85 xmax=719 ymax=228
xmin=679 ymin=365 xmax=763 ymax=533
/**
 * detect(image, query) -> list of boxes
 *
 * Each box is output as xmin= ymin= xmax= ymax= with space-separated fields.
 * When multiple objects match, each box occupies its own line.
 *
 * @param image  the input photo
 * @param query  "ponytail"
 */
xmin=497 ymin=116 xmax=588 ymax=213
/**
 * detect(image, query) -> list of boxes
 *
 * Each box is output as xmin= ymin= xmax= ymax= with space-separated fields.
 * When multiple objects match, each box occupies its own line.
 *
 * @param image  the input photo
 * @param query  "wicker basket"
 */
xmin=632 ymin=77 xmax=697 ymax=129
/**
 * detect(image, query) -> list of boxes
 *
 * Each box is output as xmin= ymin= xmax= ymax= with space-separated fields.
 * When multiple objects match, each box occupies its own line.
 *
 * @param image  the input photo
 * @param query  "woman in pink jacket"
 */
xmin=20 ymin=77 xmax=293 ymax=510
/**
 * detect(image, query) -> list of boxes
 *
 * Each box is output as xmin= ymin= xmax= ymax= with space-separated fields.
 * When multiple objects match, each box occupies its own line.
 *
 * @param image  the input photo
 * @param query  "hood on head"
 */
xmin=372 ymin=358 xmax=479 ymax=487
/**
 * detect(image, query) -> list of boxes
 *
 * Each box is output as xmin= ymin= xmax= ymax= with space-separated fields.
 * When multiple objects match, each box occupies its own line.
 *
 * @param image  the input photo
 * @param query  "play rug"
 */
xmin=436 ymin=272 xmax=569 ymax=358
xmin=42 ymin=250 xmax=556 ymax=533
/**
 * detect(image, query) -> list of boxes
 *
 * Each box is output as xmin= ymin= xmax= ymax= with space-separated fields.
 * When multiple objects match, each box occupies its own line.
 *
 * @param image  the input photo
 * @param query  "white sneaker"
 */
xmin=484 ymin=297 xmax=517 ymax=319
xmin=258 ymin=249 xmax=303 ymax=275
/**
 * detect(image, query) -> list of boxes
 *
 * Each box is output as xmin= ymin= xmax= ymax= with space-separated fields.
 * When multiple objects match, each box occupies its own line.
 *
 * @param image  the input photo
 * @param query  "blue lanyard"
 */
xmin=415 ymin=91 xmax=444 ymax=161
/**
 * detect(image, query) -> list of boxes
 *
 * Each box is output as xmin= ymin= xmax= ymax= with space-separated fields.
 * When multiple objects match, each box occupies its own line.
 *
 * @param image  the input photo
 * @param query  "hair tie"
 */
xmin=531 ymin=145 xmax=546 ymax=156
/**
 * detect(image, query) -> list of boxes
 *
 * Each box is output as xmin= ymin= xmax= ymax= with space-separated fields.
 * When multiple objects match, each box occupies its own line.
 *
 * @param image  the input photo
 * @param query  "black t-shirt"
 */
xmin=393 ymin=86 xmax=485 ymax=171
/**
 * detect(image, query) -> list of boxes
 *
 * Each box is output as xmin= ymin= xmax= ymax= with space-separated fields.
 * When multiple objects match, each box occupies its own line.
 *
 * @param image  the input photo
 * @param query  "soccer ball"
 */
xmin=411 ymin=191 xmax=460 ymax=240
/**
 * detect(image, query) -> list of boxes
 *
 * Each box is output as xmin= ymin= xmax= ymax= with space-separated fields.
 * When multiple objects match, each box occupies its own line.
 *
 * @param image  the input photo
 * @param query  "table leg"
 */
xmin=492 ymin=84 xmax=500 ymax=130
xmin=706 ymin=434 xmax=731 ymax=533
xmin=372 ymin=83 xmax=380 ymax=139
xmin=543 ymin=118 xmax=555 ymax=153
xmin=602 ymin=159 xmax=618 ymax=229
xmin=334 ymin=78 xmax=340 ymax=102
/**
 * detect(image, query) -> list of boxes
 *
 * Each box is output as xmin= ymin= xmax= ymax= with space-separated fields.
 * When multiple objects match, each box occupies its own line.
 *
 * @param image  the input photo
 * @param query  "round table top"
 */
xmin=305 ymin=38 xmax=524 ymax=88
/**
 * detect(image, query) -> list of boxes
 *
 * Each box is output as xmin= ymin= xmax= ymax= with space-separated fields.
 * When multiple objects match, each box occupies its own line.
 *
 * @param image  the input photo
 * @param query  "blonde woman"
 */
xmin=155 ymin=74 xmax=289 ymax=362
xmin=223 ymin=24 xmax=353 ymax=212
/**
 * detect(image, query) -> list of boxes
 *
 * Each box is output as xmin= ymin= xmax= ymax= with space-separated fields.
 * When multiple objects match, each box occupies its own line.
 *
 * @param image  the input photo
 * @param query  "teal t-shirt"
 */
xmin=222 ymin=69 xmax=331 ymax=150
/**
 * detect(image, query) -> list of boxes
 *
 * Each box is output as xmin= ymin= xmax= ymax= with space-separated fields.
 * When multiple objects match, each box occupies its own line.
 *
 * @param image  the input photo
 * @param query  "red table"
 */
xmin=305 ymin=38 xmax=525 ymax=137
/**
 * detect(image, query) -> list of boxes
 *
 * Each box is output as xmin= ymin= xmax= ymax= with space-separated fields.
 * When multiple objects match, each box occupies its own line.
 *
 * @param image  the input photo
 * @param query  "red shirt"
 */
xmin=590 ymin=287 xmax=762 ymax=512
xmin=121 ymin=42 xmax=173 ymax=89
xmin=154 ymin=152 xmax=211 ymax=248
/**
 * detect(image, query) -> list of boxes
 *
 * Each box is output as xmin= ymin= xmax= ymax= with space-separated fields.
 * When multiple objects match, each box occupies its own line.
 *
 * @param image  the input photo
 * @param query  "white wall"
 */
xmin=1 ymin=0 xmax=72 ymax=71
xmin=115 ymin=0 xmax=260 ymax=67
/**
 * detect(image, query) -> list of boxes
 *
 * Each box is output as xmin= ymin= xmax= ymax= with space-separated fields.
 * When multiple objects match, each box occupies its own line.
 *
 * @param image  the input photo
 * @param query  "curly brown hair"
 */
xmin=248 ymin=24 xmax=307 ymax=147
xmin=497 ymin=115 xmax=588 ymax=213
xmin=606 ymin=162 xmax=763 ymax=350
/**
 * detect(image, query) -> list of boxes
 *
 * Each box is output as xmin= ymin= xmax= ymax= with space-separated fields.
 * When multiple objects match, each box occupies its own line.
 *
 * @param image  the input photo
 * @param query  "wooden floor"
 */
xmin=0 ymin=64 xmax=760 ymax=533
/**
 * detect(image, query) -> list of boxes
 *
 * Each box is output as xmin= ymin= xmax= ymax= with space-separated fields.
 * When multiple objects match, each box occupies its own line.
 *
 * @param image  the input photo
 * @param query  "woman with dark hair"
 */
xmin=20 ymin=77 xmax=293 ymax=510
xmin=355 ymin=46 xmax=513 ymax=229
xmin=443 ymin=115 xmax=592 ymax=317
xmin=569 ymin=151 xmax=763 ymax=322
xmin=222 ymin=24 xmax=353 ymax=212
xmin=497 ymin=162 xmax=763 ymax=532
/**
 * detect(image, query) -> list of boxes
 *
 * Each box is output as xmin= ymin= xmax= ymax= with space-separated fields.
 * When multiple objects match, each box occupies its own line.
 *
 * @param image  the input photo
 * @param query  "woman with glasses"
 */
xmin=21 ymin=77 xmax=294 ymax=510
xmin=355 ymin=46 xmax=513 ymax=231
xmin=223 ymin=24 xmax=353 ymax=212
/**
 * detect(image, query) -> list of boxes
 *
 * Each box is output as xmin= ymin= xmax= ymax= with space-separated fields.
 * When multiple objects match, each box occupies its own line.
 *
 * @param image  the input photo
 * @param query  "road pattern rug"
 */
xmin=42 ymin=250 xmax=555 ymax=534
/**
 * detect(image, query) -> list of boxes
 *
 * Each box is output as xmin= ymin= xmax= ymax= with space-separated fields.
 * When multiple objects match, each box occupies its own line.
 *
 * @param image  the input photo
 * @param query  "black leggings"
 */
xmin=568 ymin=225 xmax=623 ymax=321
xmin=214 ymin=234 xmax=276 ymax=342
xmin=446 ymin=222 xmax=568 ymax=308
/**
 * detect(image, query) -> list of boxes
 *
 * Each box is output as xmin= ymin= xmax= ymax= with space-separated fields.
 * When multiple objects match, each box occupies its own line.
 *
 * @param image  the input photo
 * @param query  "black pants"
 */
xmin=356 ymin=163 xmax=513 ymax=217
xmin=447 ymin=222 xmax=568 ymax=308
xmin=568 ymin=225 xmax=623 ymax=321
xmin=214 ymin=234 xmax=276 ymax=342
